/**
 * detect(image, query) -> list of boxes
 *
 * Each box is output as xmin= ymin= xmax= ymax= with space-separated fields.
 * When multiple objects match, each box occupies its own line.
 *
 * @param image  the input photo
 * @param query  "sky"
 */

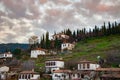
xmin=0 ymin=0 xmax=120 ymax=43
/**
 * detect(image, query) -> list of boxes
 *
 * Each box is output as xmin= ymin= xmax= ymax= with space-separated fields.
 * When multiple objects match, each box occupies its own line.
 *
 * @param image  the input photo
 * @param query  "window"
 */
xmin=79 ymin=64 xmax=81 ymax=69
xmin=53 ymin=62 xmax=55 ymax=65
xmin=73 ymin=74 xmax=75 ymax=77
xmin=87 ymin=63 xmax=90 ymax=69
xmin=55 ymin=74 xmax=58 ymax=77
xmin=25 ymin=74 xmax=27 ymax=79
xmin=81 ymin=74 xmax=84 ymax=78
xmin=62 ymin=74 xmax=66 ymax=78
xmin=83 ymin=63 xmax=85 ymax=69
xmin=28 ymin=74 xmax=30 ymax=79
xmin=22 ymin=74 xmax=24 ymax=79
xmin=31 ymin=74 xmax=33 ymax=77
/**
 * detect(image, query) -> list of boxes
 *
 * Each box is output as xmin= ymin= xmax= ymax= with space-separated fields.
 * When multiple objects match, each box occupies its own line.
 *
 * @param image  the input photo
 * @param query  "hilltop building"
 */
xmin=30 ymin=48 xmax=46 ymax=58
xmin=52 ymin=33 xmax=69 ymax=40
xmin=61 ymin=42 xmax=75 ymax=51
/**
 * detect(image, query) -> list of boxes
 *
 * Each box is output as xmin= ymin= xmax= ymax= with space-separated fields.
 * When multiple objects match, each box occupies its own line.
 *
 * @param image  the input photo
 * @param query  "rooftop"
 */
xmin=46 ymin=58 xmax=64 ymax=61
xmin=101 ymin=74 xmax=120 ymax=78
xmin=78 ymin=60 xmax=97 ymax=64
xmin=20 ymin=71 xmax=37 ymax=74
xmin=96 ymin=68 xmax=120 ymax=72
xmin=53 ymin=70 xmax=71 ymax=73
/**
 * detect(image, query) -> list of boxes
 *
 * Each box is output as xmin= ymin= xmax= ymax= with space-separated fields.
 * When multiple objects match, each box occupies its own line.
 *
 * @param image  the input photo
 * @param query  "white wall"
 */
xmin=45 ymin=61 xmax=64 ymax=73
xmin=61 ymin=43 xmax=74 ymax=50
xmin=78 ymin=63 xmax=100 ymax=70
xmin=45 ymin=61 xmax=64 ymax=68
xmin=89 ymin=64 xmax=100 ymax=70
xmin=19 ymin=74 xmax=40 ymax=80
xmin=0 ymin=53 xmax=13 ymax=58
xmin=31 ymin=50 xmax=45 ymax=58
xmin=52 ymin=73 xmax=70 ymax=80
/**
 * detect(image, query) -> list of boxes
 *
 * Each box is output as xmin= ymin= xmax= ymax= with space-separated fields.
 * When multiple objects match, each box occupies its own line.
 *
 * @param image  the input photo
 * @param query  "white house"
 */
xmin=45 ymin=59 xmax=64 ymax=73
xmin=0 ymin=52 xmax=13 ymax=58
xmin=78 ymin=60 xmax=100 ymax=70
xmin=61 ymin=43 xmax=75 ymax=51
xmin=18 ymin=71 xmax=40 ymax=80
xmin=0 ymin=66 xmax=9 ymax=80
xmin=52 ymin=33 xmax=69 ymax=40
xmin=52 ymin=70 xmax=71 ymax=80
xmin=30 ymin=48 xmax=46 ymax=58
xmin=71 ymin=60 xmax=100 ymax=80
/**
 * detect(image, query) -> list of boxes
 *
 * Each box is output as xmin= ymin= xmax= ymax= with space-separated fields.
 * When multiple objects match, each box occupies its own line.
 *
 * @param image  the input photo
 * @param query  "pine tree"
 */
xmin=45 ymin=32 xmax=50 ymax=49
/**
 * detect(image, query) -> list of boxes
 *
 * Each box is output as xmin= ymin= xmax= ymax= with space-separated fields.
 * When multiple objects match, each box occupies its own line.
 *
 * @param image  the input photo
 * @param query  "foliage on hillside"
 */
xmin=62 ymin=35 xmax=120 ymax=68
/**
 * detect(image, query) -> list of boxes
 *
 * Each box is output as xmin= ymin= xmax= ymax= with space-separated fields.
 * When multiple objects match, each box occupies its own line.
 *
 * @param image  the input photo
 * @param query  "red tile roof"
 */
xmin=101 ymin=74 xmax=120 ymax=78
xmin=78 ymin=60 xmax=96 ymax=64
xmin=53 ymin=70 xmax=71 ymax=73
xmin=20 ymin=71 xmax=37 ymax=74
xmin=96 ymin=68 xmax=120 ymax=72
xmin=46 ymin=58 xmax=64 ymax=61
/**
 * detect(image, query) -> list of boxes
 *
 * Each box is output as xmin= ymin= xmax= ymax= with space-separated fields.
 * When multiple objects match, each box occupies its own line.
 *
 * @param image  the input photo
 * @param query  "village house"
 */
xmin=71 ymin=60 xmax=100 ymax=80
xmin=45 ymin=59 xmax=64 ymax=73
xmin=0 ymin=52 xmax=13 ymax=59
xmin=78 ymin=60 xmax=100 ymax=70
xmin=52 ymin=33 xmax=69 ymax=40
xmin=0 ymin=66 xmax=9 ymax=80
xmin=31 ymin=48 xmax=46 ymax=58
xmin=61 ymin=42 xmax=75 ymax=51
xmin=18 ymin=71 xmax=40 ymax=80
xmin=52 ymin=70 xmax=71 ymax=80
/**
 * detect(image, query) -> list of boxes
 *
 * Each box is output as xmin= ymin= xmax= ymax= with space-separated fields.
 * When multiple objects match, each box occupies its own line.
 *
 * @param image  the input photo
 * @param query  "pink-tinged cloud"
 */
xmin=0 ymin=0 xmax=120 ymax=43
xmin=97 ymin=4 xmax=111 ymax=12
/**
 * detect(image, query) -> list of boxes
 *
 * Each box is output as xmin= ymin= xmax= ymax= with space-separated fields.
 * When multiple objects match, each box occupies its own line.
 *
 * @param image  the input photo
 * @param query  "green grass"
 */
xmin=61 ymin=35 xmax=120 ymax=61
xmin=35 ymin=35 xmax=120 ymax=69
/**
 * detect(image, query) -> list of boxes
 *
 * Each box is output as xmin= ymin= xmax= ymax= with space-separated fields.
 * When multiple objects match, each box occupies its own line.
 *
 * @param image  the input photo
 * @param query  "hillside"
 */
xmin=60 ymin=35 xmax=120 ymax=67
xmin=36 ymin=35 xmax=120 ymax=70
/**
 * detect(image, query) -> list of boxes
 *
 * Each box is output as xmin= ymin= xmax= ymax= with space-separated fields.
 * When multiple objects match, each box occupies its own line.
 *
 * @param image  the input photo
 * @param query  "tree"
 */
xmin=108 ymin=21 xmax=112 ymax=35
xmin=12 ymin=48 xmax=22 ymax=59
xmin=45 ymin=31 xmax=50 ymax=49
xmin=72 ymin=30 xmax=76 ymax=38
xmin=40 ymin=34 xmax=45 ymax=48
xmin=65 ymin=28 xmax=72 ymax=36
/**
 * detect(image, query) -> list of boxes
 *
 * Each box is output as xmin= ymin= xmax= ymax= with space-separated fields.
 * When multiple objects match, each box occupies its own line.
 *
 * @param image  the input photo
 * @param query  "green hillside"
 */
xmin=35 ymin=35 xmax=120 ymax=71
xmin=60 ymin=35 xmax=120 ymax=66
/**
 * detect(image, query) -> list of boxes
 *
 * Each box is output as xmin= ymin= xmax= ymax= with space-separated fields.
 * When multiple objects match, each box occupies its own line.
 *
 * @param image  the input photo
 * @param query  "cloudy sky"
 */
xmin=0 ymin=0 xmax=120 ymax=43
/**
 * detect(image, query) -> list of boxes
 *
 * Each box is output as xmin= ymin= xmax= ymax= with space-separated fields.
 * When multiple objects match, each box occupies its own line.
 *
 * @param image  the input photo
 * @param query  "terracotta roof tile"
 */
xmin=53 ymin=70 xmax=71 ymax=73
xmin=96 ymin=68 xmax=120 ymax=71
xmin=20 ymin=71 xmax=37 ymax=74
